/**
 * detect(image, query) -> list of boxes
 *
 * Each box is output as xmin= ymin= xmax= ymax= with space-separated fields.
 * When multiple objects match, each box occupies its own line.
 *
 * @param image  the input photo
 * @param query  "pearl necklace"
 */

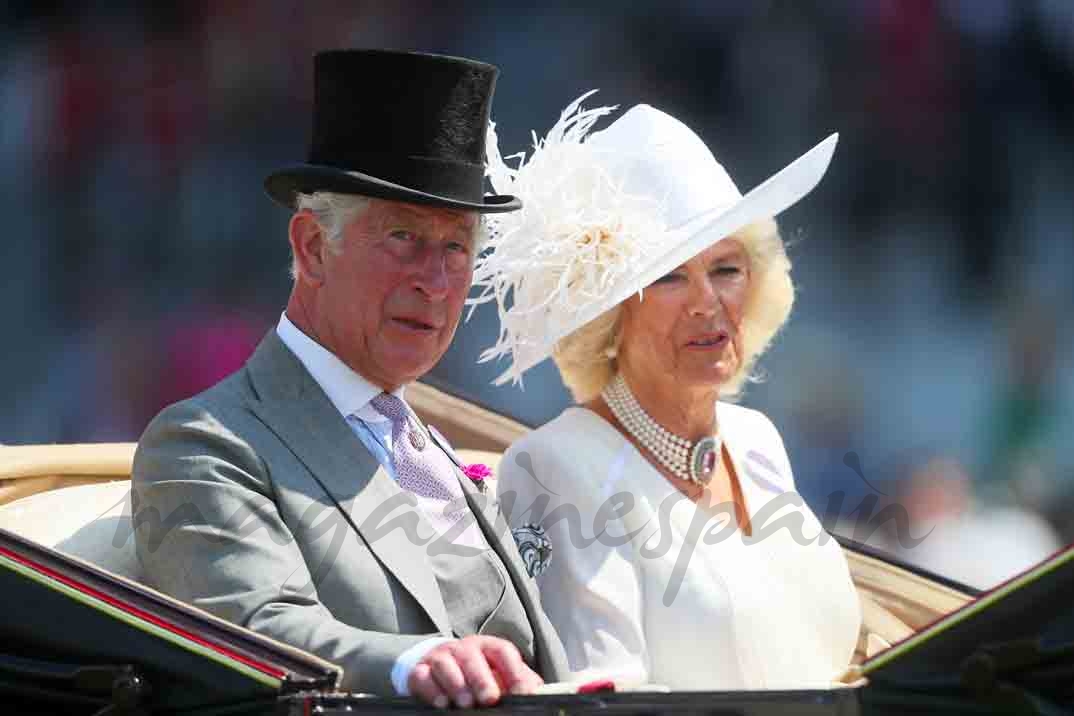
xmin=602 ymin=373 xmax=721 ymax=485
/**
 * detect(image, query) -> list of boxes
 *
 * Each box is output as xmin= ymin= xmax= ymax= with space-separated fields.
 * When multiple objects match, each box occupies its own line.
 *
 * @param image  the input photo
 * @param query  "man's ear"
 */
xmin=289 ymin=210 xmax=327 ymax=286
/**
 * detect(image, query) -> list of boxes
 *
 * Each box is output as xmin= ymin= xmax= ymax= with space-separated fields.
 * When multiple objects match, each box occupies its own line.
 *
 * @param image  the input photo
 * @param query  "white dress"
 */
xmin=497 ymin=403 xmax=861 ymax=690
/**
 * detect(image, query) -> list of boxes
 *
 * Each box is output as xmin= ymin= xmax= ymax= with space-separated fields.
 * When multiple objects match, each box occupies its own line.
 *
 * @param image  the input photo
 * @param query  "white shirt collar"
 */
xmin=276 ymin=312 xmax=404 ymax=421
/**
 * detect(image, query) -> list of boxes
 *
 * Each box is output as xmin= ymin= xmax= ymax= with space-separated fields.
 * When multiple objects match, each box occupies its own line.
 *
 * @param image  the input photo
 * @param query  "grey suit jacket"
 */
xmin=131 ymin=332 xmax=568 ymax=694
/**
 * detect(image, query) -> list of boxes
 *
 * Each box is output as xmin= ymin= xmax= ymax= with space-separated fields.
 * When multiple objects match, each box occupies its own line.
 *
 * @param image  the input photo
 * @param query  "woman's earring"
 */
xmin=604 ymin=344 xmax=618 ymax=359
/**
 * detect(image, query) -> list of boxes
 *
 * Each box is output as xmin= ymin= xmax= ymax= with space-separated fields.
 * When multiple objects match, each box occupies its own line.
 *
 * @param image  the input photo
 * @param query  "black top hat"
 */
xmin=264 ymin=49 xmax=520 ymax=213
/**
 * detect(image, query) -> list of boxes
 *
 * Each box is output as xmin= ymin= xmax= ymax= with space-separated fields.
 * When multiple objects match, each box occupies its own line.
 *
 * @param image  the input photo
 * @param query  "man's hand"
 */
xmin=408 ymin=635 xmax=543 ymax=708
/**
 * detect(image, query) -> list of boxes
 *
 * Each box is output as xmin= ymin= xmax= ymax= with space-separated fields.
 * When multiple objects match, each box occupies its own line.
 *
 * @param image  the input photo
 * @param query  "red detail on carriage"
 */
xmin=0 ymin=545 xmax=287 ymax=680
xmin=577 ymin=679 xmax=616 ymax=694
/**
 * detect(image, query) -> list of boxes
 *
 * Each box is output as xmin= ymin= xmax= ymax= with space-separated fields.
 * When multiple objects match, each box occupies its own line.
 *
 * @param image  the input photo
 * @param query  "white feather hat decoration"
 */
xmin=471 ymin=91 xmax=838 ymax=386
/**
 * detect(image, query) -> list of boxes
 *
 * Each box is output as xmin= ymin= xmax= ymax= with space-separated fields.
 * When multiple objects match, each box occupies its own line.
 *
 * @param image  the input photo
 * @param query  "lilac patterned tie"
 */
xmin=370 ymin=392 xmax=473 ymax=539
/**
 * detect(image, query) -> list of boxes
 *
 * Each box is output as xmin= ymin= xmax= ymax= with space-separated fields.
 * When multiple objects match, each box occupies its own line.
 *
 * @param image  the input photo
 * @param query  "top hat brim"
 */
xmin=264 ymin=165 xmax=521 ymax=213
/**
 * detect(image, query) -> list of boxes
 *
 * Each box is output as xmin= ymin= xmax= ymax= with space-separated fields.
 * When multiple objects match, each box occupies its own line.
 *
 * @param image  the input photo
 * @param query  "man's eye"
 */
xmin=712 ymin=265 xmax=742 ymax=276
xmin=654 ymin=272 xmax=684 ymax=284
xmin=446 ymin=241 xmax=470 ymax=254
xmin=389 ymin=229 xmax=416 ymax=242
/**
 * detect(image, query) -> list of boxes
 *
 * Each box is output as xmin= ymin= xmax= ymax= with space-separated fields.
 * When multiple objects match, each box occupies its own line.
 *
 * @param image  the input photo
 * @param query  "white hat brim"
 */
xmin=495 ymin=132 xmax=839 ymax=385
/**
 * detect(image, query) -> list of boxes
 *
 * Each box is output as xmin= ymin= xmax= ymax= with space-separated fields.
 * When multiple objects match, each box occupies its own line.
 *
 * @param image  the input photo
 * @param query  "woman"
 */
xmin=470 ymin=95 xmax=862 ymax=690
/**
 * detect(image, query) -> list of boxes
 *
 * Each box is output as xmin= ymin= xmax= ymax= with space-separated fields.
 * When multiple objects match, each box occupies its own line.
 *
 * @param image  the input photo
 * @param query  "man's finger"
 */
xmin=408 ymin=661 xmax=450 ymax=709
xmin=454 ymin=640 xmax=503 ymax=706
xmin=481 ymin=638 xmax=543 ymax=695
xmin=426 ymin=648 xmax=474 ymax=709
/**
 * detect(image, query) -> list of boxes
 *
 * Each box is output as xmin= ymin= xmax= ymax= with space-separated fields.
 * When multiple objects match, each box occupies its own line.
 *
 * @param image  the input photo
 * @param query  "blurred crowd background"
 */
xmin=2 ymin=0 xmax=1072 ymax=589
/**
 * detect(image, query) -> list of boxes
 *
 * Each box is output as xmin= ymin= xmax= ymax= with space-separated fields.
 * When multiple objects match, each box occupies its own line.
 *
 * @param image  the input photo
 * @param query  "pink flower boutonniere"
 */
xmin=463 ymin=463 xmax=492 ymax=492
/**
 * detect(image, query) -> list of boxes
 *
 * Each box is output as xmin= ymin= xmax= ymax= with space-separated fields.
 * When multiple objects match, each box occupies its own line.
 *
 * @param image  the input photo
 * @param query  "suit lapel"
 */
xmin=457 ymin=473 xmax=541 ymax=606
xmin=429 ymin=429 xmax=564 ymax=676
xmin=245 ymin=333 xmax=452 ymax=634
xmin=458 ymin=473 xmax=566 ymax=676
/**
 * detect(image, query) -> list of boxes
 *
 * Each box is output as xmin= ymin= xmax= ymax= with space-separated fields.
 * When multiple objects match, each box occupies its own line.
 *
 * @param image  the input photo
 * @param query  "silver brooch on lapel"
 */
xmin=511 ymin=523 xmax=552 ymax=578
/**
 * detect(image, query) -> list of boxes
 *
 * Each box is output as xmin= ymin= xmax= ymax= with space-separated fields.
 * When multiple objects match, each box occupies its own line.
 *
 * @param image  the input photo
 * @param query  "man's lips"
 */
xmin=685 ymin=331 xmax=729 ymax=348
xmin=392 ymin=316 xmax=441 ymax=331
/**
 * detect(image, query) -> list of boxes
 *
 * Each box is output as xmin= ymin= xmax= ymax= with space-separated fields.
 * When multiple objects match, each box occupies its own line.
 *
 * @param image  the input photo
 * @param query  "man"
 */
xmin=131 ymin=49 xmax=568 ymax=708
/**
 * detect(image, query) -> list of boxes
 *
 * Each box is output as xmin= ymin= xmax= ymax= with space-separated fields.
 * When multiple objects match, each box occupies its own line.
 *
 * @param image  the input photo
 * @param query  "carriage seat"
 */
xmin=0 ymin=442 xmax=503 ymax=584
xmin=1 ymin=441 xmax=931 ymax=665
xmin=0 ymin=443 xmax=140 ymax=579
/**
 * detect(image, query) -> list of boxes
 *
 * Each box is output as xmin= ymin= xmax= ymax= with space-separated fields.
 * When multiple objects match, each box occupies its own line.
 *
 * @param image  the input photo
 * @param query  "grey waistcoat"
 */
xmin=428 ymin=537 xmax=537 ymax=666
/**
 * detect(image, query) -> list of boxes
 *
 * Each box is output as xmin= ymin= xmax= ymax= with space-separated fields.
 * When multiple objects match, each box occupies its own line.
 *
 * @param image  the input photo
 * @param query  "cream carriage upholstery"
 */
xmin=1 ymin=474 xmax=138 ymax=577
xmin=0 ymin=382 xmax=512 ymax=581
xmin=0 ymin=442 xmax=503 ymax=584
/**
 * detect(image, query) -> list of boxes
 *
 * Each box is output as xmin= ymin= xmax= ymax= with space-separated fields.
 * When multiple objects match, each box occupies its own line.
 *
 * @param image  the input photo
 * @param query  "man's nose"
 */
xmin=413 ymin=247 xmax=450 ymax=300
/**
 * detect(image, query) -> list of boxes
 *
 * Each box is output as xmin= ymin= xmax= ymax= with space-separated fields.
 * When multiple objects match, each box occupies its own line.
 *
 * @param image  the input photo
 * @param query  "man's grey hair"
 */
xmin=290 ymin=192 xmax=373 ymax=278
xmin=289 ymin=191 xmax=486 ymax=279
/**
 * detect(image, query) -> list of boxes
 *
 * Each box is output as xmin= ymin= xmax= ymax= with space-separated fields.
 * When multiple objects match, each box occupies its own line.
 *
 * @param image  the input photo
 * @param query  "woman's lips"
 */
xmin=685 ymin=332 xmax=729 ymax=348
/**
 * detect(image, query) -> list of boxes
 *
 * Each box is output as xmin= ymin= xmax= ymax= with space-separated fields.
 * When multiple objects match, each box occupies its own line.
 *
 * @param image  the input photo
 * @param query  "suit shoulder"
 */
xmin=500 ymin=408 xmax=601 ymax=492
xmin=504 ymin=408 xmax=603 ymax=462
xmin=717 ymin=402 xmax=784 ymax=446
xmin=139 ymin=371 xmax=249 ymax=445
xmin=134 ymin=367 xmax=267 ymax=488
xmin=500 ymin=407 xmax=631 ymax=505
xmin=718 ymin=402 xmax=795 ymax=490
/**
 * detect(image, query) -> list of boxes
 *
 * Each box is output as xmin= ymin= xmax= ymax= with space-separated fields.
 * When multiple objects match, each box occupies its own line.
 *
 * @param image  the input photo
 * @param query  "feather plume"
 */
xmin=470 ymin=91 xmax=671 ymax=386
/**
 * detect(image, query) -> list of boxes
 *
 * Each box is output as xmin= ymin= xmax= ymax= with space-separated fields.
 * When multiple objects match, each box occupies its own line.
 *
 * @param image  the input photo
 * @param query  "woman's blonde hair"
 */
xmin=551 ymin=217 xmax=793 ymax=403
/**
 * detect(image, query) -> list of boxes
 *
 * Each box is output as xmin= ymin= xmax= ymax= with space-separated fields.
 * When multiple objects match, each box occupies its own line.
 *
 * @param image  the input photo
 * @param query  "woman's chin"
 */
xmin=674 ymin=365 xmax=736 ymax=393
xmin=674 ymin=358 xmax=734 ymax=392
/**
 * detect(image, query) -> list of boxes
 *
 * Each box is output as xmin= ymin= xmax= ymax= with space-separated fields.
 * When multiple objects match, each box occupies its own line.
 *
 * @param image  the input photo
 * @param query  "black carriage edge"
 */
xmin=2 ymin=524 xmax=1073 ymax=715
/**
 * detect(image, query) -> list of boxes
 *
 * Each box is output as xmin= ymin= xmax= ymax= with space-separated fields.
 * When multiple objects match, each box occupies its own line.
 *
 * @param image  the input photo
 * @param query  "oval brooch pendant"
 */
xmin=690 ymin=437 xmax=719 ymax=484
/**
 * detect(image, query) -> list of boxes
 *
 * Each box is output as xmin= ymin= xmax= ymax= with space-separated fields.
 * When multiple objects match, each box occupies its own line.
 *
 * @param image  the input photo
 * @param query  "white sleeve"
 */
xmin=497 ymin=433 xmax=650 ymax=686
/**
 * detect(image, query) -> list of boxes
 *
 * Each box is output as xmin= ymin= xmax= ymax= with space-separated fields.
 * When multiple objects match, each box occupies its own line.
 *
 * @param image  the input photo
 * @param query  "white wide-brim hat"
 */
xmin=469 ymin=92 xmax=838 ymax=386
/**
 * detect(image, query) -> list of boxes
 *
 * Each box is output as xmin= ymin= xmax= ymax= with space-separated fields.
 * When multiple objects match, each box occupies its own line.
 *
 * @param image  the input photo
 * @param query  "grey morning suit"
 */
xmin=132 ymin=332 xmax=567 ymax=694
